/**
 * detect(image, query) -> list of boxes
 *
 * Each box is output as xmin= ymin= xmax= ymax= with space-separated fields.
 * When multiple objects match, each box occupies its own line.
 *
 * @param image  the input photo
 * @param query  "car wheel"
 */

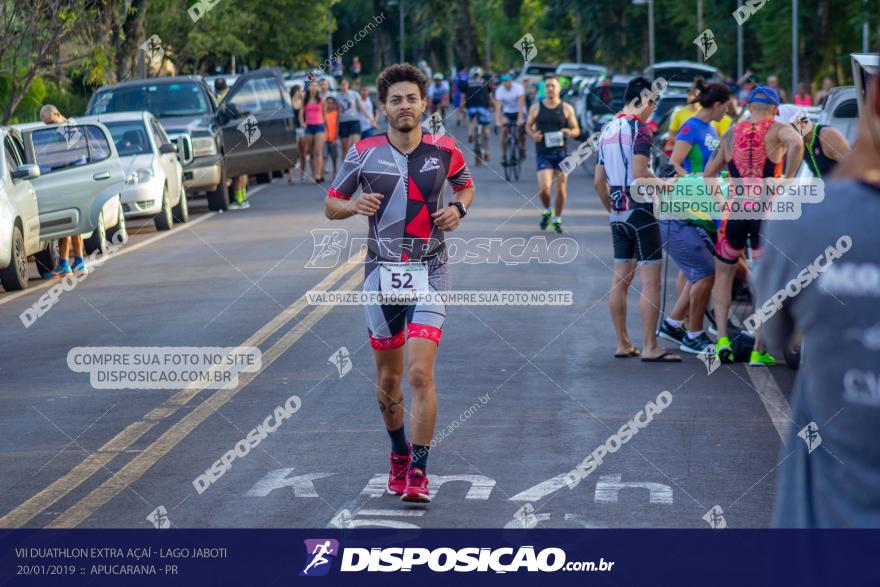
xmin=106 ymin=206 xmax=128 ymax=247
xmin=207 ymin=166 xmax=229 ymax=211
xmin=172 ymin=187 xmax=189 ymax=223
xmin=255 ymin=172 xmax=272 ymax=184
xmin=154 ymin=186 xmax=174 ymax=231
xmin=33 ymin=240 xmax=59 ymax=276
xmin=0 ymin=225 xmax=29 ymax=291
xmin=84 ymin=211 xmax=110 ymax=256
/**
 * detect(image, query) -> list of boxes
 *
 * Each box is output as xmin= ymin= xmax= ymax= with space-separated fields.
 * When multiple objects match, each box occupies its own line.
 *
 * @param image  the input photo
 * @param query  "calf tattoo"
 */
xmin=377 ymin=399 xmax=402 ymax=414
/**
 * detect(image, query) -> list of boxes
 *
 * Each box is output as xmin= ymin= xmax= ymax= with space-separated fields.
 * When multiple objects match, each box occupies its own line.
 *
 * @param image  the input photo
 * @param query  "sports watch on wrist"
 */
xmin=449 ymin=201 xmax=467 ymax=219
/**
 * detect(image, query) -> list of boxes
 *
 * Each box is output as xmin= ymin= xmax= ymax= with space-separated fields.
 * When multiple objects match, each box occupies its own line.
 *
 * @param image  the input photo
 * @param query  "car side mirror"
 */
xmin=11 ymin=163 xmax=40 ymax=181
xmin=159 ymin=143 xmax=177 ymax=155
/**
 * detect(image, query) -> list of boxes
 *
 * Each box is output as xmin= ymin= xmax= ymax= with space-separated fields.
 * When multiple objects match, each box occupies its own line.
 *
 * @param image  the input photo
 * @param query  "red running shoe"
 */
xmin=401 ymin=468 xmax=431 ymax=503
xmin=386 ymin=445 xmax=411 ymax=495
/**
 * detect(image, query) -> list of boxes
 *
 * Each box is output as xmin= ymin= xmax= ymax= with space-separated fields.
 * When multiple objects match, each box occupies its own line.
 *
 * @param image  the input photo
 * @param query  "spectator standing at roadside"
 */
xmin=323 ymin=96 xmax=340 ymax=179
xmin=815 ymin=77 xmax=834 ymax=105
xmin=358 ymin=84 xmax=379 ymax=138
xmin=767 ymin=75 xmax=789 ymax=103
xmin=332 ymin=58 xmax=344 ymax=83
xmin=38 ymin=105 xmax=90 ymax=278
xmin=794 ymin=83 xmax=812 ymax=106
xmin=350 ymin=56 xmax=362 ymax=82
xmin=289 ymin=85 xmax=306 ymax=184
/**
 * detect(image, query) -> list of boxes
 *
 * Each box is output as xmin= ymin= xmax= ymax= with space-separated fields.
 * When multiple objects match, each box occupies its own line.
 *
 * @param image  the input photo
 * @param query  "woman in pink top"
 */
xmin=794 ymin=83 xmax=812 ymax=106
xmin=299 ymin=82 xmax=327 ymax=182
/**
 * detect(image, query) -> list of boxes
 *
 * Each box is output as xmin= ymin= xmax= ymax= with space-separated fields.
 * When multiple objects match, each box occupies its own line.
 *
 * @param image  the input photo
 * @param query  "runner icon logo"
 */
xmin=702 ymin=505 xmax=727 ymax=529
xmin=697 ymin=344 xmax=721 ymax=375
xmin=420 ymin=156 xmax=441 ymax=173
xmin=514 ymin=33 xmax=538 ymax=63
xmin=329 ymin=346 xmax=352 ymax=378
xmin=306 ymin=229 xmax=348 ymax=269
xmin=693 ymin=29 xmax=717 ymax=60
xmin=237 ymin=115 xmax=261 ymax=147
xmin=797 ymin=421 xmax=822 ymax=454
xmin=146 ymin=505 xmax=171 ymax=529
xmin=300 ymin=539 xmax=340 ymax=576
xmin=423 ymin=113 xmax=446 ymax=137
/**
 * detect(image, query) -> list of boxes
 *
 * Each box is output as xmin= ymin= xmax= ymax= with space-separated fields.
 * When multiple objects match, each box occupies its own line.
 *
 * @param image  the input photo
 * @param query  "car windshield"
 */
xmin=559 ymin=67 xmax=604 ymax=78
xmin=29 ymin=127 xmax=90 ymax=174
xmin=104 ymin=121 xmax=151 ymax=156
xmin=587 ymin=85 xmax=626 ymax=115
xmin=653 ymin=67 xmax=716 ymax=85
xmin=526 ymin=65 xmax=556 ymax=75
xmin=89 ymin=82 xmax=209 ymax=118
xmin=653 ymin=96 xmax=688 ymax=121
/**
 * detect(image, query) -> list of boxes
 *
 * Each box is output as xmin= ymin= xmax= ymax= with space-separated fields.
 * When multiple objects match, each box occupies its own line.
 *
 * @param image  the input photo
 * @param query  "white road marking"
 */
xmin=509 ymin=473 xmax=570 ymax=502
xmin=593 ymin=474 xmax=673 ymax=504
xmin=245 ymin=468 xmax=334 ymax=497
xmin=745 ymin=366 xmax=790 ymax=439
xmin=357 ymin=509 xmax=426 ymax=517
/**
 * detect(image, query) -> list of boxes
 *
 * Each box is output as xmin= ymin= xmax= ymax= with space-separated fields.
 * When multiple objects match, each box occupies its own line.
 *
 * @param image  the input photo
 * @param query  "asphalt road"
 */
xmin=0 ymin=122 xmax=797 ymax=531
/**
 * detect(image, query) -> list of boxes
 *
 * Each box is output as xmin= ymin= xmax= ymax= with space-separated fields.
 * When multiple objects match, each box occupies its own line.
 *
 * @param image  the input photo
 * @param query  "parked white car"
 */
xmin=0 ymin=126 xmax=47 ymax=290
xmin=14 ymin=121 xmax=127 ymax=259
xmin=78 ymin=112 xmax=187 ymax=230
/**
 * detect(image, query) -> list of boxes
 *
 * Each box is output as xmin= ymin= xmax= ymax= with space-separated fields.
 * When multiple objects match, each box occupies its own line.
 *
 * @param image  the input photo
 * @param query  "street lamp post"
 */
xmin=387 ymin=0 xmax=404 ymax=63
xmin=737 ymin=0 xmax=743 ymax=81
xmin=632 ymin=0 xmax=655 ymax=67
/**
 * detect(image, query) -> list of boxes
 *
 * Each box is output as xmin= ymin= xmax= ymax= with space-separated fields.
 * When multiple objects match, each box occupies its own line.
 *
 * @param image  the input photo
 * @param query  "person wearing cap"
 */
xmin=778 ymin=106 xmax=850 ymax=178
xmin=494 ymin=73 xmax=526 ymax=164
xmin=702 ymin=85 xmax=804 ymax=366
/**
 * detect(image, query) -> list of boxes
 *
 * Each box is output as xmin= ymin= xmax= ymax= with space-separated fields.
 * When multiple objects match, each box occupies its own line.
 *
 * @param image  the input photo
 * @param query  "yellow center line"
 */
xmin=0 ymin=252 xmax=363 ymax=528
xmin=48 ymin=268 xmax=364 ymax=528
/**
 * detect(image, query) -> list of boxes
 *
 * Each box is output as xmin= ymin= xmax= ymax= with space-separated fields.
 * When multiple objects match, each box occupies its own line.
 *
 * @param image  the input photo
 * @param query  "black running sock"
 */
xmin=387 ymin=426 xmax=409 ymax=456
xmin=409 ymin=443 xmax=429 ymax=472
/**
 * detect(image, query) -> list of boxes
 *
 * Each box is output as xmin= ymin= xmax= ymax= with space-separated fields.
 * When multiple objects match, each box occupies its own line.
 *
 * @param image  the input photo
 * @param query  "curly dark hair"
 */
xmin=376 ymin=63 xmax=427 ymax=104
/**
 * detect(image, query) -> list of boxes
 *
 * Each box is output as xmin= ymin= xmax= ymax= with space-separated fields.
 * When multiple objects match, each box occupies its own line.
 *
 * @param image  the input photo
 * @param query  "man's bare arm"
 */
xmin=777 ymin=124 xmax=805 ymax=178
xmin=594 ymin=164 xmax=611 ymax=212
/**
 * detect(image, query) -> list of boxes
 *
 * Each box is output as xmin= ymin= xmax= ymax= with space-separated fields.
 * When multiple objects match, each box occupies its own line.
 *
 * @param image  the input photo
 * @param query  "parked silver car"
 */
xmin=0 ymin=126 xmax=45 ymax=290
xmin=78 ymin=112 xmax=187 ymax=231
xmin=14 ymin=121 xmax=126 ymax=259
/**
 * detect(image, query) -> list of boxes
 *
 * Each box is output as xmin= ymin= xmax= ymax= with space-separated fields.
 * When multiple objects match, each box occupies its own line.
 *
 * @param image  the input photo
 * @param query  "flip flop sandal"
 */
xmin=641 ymin=352 xmax=682 ymax=363
xmin=614 ymin=349 xmax=641 ymax=358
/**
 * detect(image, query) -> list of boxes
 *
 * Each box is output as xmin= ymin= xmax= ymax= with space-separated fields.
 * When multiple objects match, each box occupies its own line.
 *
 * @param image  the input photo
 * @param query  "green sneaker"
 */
xmin=552 ymin=218 xmax=563 ymax=233
xmin=715 ymin=336 xmax=734 ymax=363
xmin=749 ymin=350 xmax=776 ymax=366
xmin=539 ymin=211 xmax=552 ymax=230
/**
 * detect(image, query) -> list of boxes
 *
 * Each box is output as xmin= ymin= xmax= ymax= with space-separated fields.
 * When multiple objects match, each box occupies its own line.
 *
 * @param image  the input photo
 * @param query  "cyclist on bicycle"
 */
xmin=464 ymin=66 xmax=494 ymax=161
xmin=494 ymin=73 xmax=526 ymax=165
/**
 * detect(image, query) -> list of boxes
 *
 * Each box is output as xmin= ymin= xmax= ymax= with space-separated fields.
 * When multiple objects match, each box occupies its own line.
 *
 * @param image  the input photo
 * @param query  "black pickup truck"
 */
xmin=87 ymin=68 xmax=297 ymax=211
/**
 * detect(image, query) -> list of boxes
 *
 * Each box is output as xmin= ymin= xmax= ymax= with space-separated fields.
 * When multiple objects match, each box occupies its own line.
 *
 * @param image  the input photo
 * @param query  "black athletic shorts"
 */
xmin=610 ymin=206 xmax=663 ymax=265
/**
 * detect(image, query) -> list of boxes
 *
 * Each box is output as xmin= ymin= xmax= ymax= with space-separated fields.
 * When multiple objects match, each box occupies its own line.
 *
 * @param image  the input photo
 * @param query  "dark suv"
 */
xmin=87 ymin=69 xmax=297 ymax=211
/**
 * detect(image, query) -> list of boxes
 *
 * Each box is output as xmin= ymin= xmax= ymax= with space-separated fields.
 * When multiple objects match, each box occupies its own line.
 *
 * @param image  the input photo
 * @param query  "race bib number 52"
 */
xmin=379 ymin=262 xmax=428 ymax=302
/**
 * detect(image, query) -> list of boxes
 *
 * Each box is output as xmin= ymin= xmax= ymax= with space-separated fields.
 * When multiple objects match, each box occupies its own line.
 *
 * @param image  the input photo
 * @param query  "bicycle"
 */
xmin=502 ymin=122 xmax=522 ymax=181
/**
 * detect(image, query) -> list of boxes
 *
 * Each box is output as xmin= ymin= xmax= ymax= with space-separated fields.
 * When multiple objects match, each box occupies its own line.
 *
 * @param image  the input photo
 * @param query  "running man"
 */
xmin=594 ymin=77 xmax=680 ymax=362
xmin=324 ymin=63 xmax=474 ymax=503
xmin=702 ymin=86 xmax=804 ymax=365
xmin=429 ymin=73 xmax=450 ymax=118
xmin=494 ymin=73 xmax=526 ymax=164
xmin=463 ymin=66 xmax=493 ymax=160
xmin=525 ymin=75 xmax=579 ymax=233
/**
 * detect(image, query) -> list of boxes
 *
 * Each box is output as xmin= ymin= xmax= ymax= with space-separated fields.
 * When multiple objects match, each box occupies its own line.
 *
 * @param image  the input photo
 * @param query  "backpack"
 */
xmin=728 ymin=327 xmax=755 ymax=362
